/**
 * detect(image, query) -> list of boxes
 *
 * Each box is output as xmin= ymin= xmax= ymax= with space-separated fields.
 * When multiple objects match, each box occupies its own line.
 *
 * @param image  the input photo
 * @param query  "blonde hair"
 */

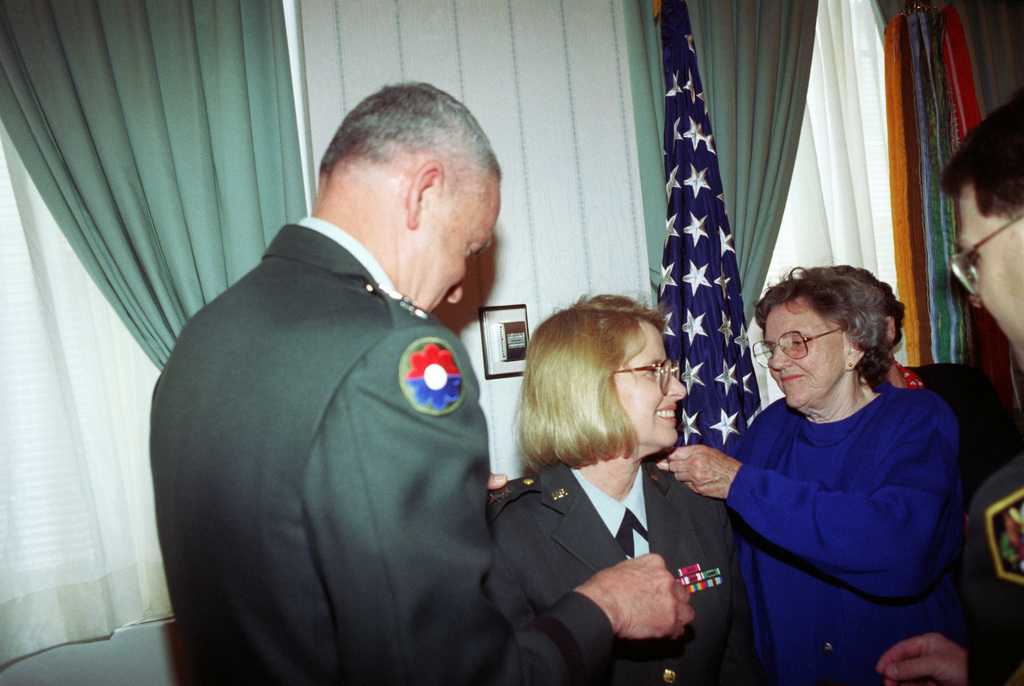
xmin=517 ymin=294 xmax=667 ymax=472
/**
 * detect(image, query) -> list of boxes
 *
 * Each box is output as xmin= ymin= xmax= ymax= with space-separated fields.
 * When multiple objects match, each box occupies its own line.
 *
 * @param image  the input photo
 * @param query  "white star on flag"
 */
xmin=666 ymin=165 xmax=681 ymax=198
xmin=684 ymin=212 xmax=708 ymax=245
xmin=683 ymin=117 xmax=704 ymax=150
xmin=679 ymin=359 xmax=705 ymax=391
xmin=682 ymin=261 xmax=710 ymax=294
xmin=715 ymin=361 xmax=738 ymax=394
xmin=710 ymin=409 xmax=740 ymax=443
xmin=667 ymin=72 xmax=683 ymax=98
xmin=665 ymin=214 xmax=680 ymax=247
xmin=683 ymin=164 xmax=710 ymax=198
xmin=680 ymin=310 xmax=707 ymax=344
xmin=718 ymin=312 xmax=733 ymax=339
xmin=714 ymin=272 xmax=731 ymax=298
xmin=679 ymin=410 xmax=701 ymax=442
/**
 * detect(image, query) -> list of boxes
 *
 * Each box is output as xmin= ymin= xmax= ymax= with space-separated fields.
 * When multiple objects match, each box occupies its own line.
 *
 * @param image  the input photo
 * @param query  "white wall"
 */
xmin=299 ymin=0 xmax=653 ymax=477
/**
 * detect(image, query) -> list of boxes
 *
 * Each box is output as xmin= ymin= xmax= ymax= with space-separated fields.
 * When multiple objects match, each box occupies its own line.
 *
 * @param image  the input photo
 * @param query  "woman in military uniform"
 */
xmin=486 ymin=295 xmax=765 ymax=686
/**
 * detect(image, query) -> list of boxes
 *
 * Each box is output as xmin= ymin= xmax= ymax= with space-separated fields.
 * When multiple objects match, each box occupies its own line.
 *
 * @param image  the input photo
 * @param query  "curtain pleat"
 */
xmin=885 ymin=15 xmax=923 ymax=366
xmin=0 ymin=0 xmax=305 ymax=367
xmin=650 ymin=0 xmax=818 ymax=320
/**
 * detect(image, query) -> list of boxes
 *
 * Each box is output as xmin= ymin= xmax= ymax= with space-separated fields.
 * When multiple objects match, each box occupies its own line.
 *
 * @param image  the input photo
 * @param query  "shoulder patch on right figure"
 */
xmin=985 ymin=485 xmax=1024 ymax=587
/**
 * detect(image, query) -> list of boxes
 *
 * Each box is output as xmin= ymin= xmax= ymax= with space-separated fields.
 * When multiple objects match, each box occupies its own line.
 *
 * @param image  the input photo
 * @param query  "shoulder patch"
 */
xmin=985 ymin=485 xmax=1024 ymax=587
xmin=400 ymin=338 xmax=464 ymax=415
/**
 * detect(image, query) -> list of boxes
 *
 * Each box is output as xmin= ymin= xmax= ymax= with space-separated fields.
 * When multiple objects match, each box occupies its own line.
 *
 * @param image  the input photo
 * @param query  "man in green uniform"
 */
xmin=150 ymin=82 xmax=692 ymax=685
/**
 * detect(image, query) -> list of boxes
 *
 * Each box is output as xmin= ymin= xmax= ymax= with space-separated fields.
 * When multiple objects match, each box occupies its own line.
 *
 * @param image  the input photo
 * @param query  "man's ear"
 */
xmin=885 ymin=316 xmax=896 ymax=343
xmin=404 ymin=160 xmax=445 ymax=231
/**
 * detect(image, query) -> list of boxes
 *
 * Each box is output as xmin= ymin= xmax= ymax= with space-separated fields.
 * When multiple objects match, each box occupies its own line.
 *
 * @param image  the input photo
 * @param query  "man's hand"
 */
xmin=574 ymin=553 xmax=693 ymax=640
xmin=875 ymin=632 xmax=967 ymax=686
xmin=656 ymin=445 xmax=740 ymax=500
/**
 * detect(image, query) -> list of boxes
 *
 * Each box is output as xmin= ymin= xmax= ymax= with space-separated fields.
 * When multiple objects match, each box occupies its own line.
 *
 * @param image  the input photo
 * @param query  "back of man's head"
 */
xmin=319 ymin=82 xmax=501 ymax=182
xmin=941 ymin=89 xmax=1024 ymax=217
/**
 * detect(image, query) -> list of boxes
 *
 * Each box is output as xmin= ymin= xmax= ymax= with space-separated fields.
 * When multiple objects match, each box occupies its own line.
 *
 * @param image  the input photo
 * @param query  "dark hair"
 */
xmin=318 ymin=82 xmax=501 ymax=181
xmin=827 ymin=265 xmax=904 ymax=346
xmin=941 ymin=89 xmax=1024 ymax=216
xmin=754 ymin=267 xmax=893 ymax=386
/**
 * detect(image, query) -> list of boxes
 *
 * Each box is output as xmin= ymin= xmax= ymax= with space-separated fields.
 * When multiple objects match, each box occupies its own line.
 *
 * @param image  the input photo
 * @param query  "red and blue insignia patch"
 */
xmin=400 ymin=338 xmax=464 ymax=415
xmin=985 ymin=486 xmax=1024 ymax=587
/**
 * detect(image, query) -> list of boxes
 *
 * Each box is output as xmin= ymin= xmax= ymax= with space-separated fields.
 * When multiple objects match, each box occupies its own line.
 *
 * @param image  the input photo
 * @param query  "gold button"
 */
xmin=364 ymin=283 xmax=374 ymax=292
xmin=523 ymin=478 xmax=534 ymax=485
xmin=662 ymin=668 xmax=676 ymax=683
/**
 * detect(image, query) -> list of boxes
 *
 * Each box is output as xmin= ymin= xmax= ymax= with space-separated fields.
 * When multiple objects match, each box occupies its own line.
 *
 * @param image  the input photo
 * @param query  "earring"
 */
xmin=847 ymin=361 xmax=853 ymax=369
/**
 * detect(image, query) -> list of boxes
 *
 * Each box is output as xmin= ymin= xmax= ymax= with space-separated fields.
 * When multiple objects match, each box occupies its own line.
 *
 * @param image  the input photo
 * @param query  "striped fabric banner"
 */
xmin=883 ymin=7 xmax=972 ymax=366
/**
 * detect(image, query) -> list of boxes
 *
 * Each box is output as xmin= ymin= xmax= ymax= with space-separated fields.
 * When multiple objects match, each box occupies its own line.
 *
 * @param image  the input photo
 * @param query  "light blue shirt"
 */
xmin=571 ymin=467 xmax=649 ymax=557
xmin=297 ymin=216 xmax=393 ymax=290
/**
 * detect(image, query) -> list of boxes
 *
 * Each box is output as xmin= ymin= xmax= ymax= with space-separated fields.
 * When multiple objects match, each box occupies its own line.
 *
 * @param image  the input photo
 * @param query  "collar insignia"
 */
xmin=378 ymin=283 xmax=427 ymax=319
xmin=985 ymin=485 xmax=1024 ymax=587
xmin=400 ymin=338 xmax=464 ymax=415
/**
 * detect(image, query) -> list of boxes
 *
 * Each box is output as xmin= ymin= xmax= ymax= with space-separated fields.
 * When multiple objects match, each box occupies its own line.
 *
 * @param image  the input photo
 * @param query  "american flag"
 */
xmin=658 ymin=0 xmax=760 ymax=455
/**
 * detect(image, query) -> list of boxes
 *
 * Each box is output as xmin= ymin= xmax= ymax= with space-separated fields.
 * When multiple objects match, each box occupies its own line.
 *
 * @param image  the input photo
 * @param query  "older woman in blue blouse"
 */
xmin=659 ymin=267 xmax=966 ymax=686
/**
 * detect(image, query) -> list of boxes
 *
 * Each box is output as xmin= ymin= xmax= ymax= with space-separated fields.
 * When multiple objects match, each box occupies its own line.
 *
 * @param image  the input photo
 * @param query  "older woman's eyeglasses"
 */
xmin=752 ymin=328 xmax=844 ymax=368
xmin=949 ymin=213 xmax=1024 ymax=295
xmin=612 ymin=359 xmax=680 ymax=395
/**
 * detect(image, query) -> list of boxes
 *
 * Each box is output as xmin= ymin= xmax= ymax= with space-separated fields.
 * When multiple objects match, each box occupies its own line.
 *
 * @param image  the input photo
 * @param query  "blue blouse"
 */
xmin=727 ymin=382 xmax=967 ymax=686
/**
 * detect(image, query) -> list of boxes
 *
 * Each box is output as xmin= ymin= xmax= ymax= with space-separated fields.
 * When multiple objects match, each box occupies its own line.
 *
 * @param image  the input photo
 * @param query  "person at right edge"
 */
xmin=877 ymin=89 xmax=1024 ymax=686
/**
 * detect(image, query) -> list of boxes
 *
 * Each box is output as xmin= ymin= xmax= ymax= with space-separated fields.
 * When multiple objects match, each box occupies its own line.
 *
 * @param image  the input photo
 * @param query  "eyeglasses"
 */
xmin=752 ymin=328 xmax=844 ymax=368
xmin=950 ymin=213 xmax=1024 ymax=295
xmin=612 ymin=358 xmax=680 ymax=395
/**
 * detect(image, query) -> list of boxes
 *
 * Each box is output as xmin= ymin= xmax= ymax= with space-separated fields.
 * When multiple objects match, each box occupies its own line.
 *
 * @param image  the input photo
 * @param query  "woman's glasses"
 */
xmin=752 ymin=328 xmax=844 ymax=368
xmin=612 ymin=358 xmax=681 ymax=394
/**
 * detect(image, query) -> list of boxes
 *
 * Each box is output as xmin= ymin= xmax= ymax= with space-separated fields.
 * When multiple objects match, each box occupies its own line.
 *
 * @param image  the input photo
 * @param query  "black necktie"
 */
xmin=615 ymin=508 xmax=648 ymax=557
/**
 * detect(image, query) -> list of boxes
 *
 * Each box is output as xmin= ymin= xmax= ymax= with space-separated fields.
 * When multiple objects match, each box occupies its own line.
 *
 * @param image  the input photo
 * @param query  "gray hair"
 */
xmin=319 ymin=82 xmax=501 ymax=182
xmin=754 ymin=266 xmax=893 ymax=386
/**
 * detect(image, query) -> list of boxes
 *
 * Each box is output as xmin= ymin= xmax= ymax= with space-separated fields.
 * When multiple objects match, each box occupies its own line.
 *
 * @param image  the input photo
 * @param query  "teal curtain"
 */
xmin=628 ymin=0 xmax=818 ymax=319
xmin=0 ymin=0 xmax=306 ymax=366
xmin=686 ymin=1 xmax=818 ymax=319
xmin=624 ymin=0 xmax=668 ymax=294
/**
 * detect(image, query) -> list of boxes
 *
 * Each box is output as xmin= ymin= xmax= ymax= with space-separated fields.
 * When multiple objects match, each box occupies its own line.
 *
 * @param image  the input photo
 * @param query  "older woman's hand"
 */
xmin=657 ymin=445 xmax=740 ymax=499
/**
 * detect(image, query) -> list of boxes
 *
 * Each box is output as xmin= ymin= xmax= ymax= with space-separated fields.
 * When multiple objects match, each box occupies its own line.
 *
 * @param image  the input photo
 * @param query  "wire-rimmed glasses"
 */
xmin=612 ymin=359 xmax=681 ymax=394
xmin=751 ymin=328 xmax=844 ymax=368
xmin=950 ymin=213 xmax=1024 ymax=295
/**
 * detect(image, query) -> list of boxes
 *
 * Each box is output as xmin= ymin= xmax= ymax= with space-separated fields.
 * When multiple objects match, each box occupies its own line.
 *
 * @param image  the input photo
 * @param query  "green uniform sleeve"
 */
xmin=302 ymin=322 xmax=611 ymax=684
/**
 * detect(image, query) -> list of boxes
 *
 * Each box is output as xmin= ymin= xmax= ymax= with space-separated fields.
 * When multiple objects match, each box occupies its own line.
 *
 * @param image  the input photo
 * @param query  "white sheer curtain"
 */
xmin=752 ymin=0 xmax=898 ymax=406
xmin=0 ymin=124 xmax=167 ymax=667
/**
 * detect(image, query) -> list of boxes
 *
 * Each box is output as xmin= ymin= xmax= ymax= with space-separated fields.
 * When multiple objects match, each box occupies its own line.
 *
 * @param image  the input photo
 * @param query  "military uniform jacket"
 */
xmin=150 ymin=225 xmax=612 ymax=685
xmin=963 ymin=450 xmax=1024 ymax=685
xmin=486 ymin=461 xmax=766 ymax=686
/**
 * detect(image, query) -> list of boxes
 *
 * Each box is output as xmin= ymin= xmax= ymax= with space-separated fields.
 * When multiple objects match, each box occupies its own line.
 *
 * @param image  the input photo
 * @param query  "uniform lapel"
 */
xmin=542 ymin=464 xmax=629 ymax=574
xmin=642 ymin=462 xmax=695 ymax=574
